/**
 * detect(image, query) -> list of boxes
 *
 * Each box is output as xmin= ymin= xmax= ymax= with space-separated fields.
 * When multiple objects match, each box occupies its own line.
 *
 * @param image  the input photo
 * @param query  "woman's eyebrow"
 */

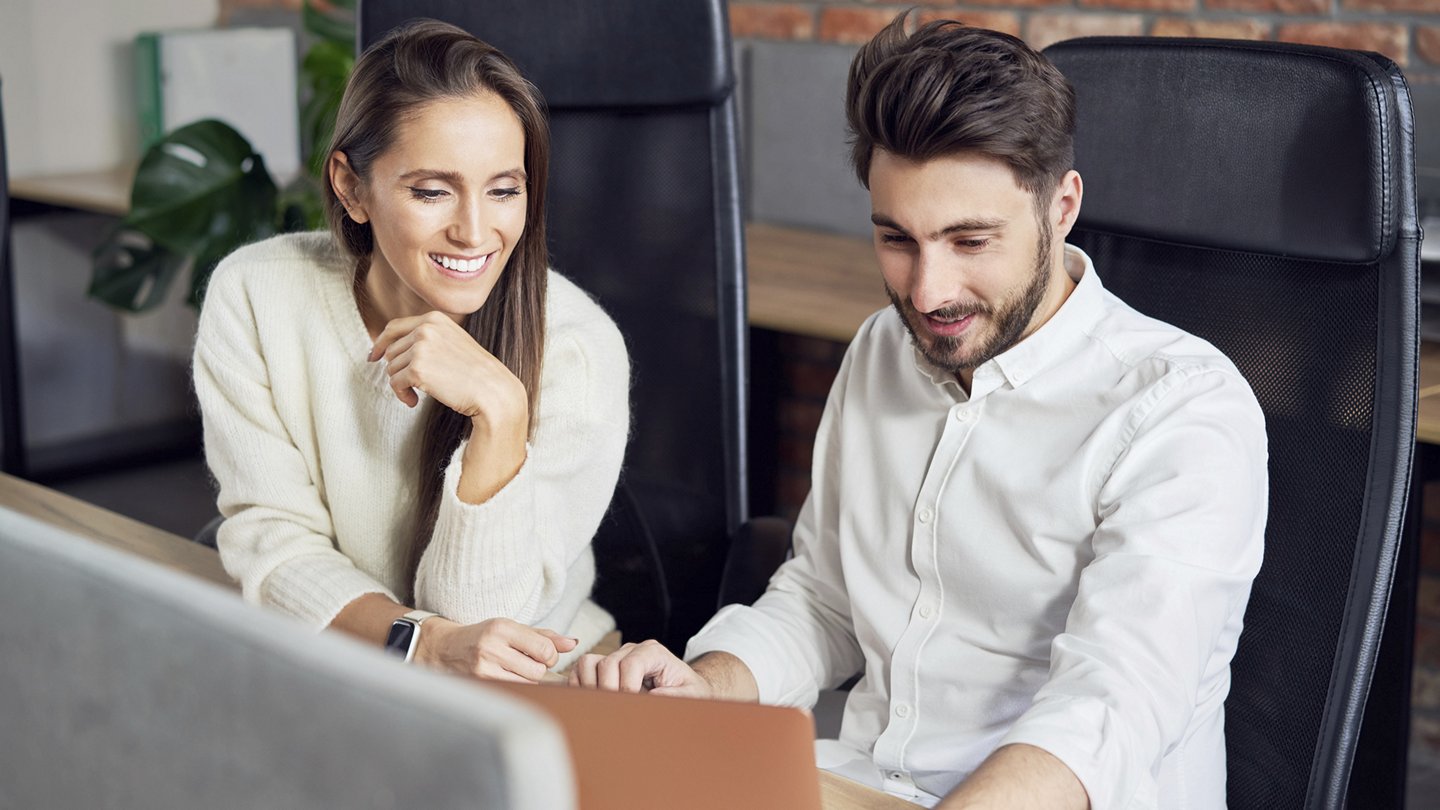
xmin=398 ymin=168 xmax=464 ymax=183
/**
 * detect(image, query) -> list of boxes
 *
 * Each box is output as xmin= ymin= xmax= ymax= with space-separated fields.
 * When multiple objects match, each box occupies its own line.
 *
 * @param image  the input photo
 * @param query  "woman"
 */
xmin=193 ymin=20 xmax=629 ymax=681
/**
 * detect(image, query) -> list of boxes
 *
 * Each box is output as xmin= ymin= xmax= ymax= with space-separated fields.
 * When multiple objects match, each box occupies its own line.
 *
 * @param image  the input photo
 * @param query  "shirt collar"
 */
xmin=909 ymin=244 xmax=1106 ymax=398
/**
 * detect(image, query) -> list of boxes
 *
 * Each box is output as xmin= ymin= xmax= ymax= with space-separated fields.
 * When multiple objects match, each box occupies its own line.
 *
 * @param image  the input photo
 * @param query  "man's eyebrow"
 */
xmin=871 ymin=213 xmax=1007 ymax=239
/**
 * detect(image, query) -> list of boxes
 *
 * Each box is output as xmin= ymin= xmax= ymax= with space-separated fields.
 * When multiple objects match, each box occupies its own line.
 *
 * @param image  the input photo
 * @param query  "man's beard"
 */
xmin=887 ymin=217 xmax=1053 ymax=376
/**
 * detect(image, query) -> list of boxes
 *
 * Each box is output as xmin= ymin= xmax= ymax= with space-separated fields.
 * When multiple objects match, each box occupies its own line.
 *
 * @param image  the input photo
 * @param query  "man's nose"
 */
xmin=910 ymin=248 xmax=959 ymax=314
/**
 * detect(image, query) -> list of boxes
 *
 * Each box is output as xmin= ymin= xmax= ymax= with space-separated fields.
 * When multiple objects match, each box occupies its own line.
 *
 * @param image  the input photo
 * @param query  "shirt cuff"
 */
xmin=685 ymin=604 xmax=819 ymax=707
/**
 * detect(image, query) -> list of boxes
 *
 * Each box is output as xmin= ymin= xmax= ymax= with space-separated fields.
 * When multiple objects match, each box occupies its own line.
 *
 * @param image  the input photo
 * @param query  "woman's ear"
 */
xmin=329 ymin=151 xmax=370 ymax=224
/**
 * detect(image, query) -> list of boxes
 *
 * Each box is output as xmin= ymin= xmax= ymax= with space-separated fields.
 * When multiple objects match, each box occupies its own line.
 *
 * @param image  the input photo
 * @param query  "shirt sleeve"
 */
xmin=686 ymin=346 xmax=865 ymax=708
xmin=194 ymin=263 xmax=396 ymax=627
xmin=414 ymin=319 xmax=630 ymax=626
xmin=999 ymin=366 xmax=1268 ymax=809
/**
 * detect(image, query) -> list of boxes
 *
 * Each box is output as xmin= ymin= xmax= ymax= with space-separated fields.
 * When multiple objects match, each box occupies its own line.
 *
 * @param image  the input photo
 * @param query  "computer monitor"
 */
xmin=0 ymin=505 xmax=574 ymax=810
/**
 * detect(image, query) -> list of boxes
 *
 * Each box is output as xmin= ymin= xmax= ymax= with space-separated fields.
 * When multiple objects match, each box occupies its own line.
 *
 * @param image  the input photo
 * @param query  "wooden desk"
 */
xmin=0 ymin=471 xmax=231 ymax=588
xmin=818 ymin=771 xmax=924 ymax=809
xmin=1418 ymin=342 xmax=1440 ymax=446
xmin=746 ymin=222 xmax=885 ymax=343
xmin=10 ymin=166 xmax=133 ymax=217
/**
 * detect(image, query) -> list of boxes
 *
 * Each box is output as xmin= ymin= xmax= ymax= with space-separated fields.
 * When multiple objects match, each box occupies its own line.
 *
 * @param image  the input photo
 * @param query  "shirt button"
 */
xmin=918 ymin=604 xmax=934 ymax=619
xmin=917 ymin=508 xmax=933 ymax=524
xmin=953 ymin=409 xmax=972 ymax=422
xmin=895 ymin=704 xmax=911 ymax=718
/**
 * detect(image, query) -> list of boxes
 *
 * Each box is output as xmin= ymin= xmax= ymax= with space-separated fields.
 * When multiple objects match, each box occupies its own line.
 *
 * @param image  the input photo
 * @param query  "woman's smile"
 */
xmin=429 ymin=251 xmax=495 ymax=276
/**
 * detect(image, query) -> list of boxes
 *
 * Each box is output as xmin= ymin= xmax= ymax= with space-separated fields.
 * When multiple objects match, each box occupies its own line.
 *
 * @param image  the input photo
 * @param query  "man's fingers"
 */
xmin=569 ymin=654 xmax=602 ymax=688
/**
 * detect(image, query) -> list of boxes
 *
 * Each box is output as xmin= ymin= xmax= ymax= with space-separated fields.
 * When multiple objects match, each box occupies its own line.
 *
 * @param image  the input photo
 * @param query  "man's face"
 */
xmin=869 ymin=150 xmax=1066 ymax=379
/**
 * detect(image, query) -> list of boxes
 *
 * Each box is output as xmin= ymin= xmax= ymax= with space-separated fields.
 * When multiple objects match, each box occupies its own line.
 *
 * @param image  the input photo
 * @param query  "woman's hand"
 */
xmin=418 ymin=616 xmax=578 ymax=683
xmin=368 ymin=311 xmax=527 ymax=426
xmin=369 ymin=312 xmax=530 ymax=502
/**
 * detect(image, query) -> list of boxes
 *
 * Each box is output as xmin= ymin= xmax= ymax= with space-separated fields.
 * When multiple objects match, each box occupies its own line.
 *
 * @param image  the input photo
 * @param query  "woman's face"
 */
xmin=338 ymin=92 xmax=528 ymax=326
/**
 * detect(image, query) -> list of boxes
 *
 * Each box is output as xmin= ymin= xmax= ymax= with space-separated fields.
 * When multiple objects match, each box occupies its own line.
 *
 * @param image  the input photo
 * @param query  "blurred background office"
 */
xmin=2 ymin=0 xmax=1440 ymax=804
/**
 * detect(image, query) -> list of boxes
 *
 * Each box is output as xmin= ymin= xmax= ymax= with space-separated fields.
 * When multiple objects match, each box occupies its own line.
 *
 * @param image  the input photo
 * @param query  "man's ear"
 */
xmin=1051 ymin=170 xmax=1083 ymax=240
xmin=328 ymin=151 xmax=370 ymax=224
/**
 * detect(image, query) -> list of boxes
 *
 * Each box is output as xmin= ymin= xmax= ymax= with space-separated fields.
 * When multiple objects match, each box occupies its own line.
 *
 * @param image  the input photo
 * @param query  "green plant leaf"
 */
xmin=126 ymin=119 xmax=279 ymax=260
xmin=303 ymin=0 xmax=355 ymax=51
xmin=89 ymin=228 xmax=188 ymax=313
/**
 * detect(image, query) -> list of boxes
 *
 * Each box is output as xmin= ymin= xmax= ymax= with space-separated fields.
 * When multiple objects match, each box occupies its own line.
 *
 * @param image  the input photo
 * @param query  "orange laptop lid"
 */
xmin=488 ymin=682 xmax=823 ymax=810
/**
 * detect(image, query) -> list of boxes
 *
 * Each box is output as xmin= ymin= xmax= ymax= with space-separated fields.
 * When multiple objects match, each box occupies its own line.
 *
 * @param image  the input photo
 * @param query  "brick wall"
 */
xmin=731 ymin=0 xmax=1440 ymax=80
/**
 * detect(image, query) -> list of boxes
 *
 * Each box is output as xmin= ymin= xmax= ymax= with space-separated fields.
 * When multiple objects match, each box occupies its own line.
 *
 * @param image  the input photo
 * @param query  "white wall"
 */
xmin=0 ymin=0 xmax=220 ymax=176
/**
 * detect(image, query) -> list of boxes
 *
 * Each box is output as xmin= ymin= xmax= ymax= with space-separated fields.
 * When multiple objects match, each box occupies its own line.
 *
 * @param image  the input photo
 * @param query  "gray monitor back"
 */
xmin=0 ymin=507 xmax=575 ymax=810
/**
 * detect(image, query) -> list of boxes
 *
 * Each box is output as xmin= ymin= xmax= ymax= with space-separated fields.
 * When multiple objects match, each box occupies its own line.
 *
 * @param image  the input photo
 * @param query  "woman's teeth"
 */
xmin=433 ymin=254 xmax=486 ymax=273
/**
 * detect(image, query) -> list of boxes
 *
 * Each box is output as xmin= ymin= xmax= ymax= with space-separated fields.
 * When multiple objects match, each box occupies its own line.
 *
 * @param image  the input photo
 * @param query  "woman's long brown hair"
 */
xmin=322 ymin=19 xmax=550 ymax=598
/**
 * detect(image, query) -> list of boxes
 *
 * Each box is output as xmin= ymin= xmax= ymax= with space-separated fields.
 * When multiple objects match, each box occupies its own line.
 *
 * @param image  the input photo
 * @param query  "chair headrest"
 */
xmin=1044 ymin=38 xmax=1408 ymax=264
xmin=359 ymin=0 xmax=735 ymax=110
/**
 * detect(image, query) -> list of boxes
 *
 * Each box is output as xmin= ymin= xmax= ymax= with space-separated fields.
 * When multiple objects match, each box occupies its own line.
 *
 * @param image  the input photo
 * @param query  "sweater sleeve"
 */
xmin=193 ymin=260 xmax=396 ymax=627
xmin=414 ymin=309 xmax=630 ymax=625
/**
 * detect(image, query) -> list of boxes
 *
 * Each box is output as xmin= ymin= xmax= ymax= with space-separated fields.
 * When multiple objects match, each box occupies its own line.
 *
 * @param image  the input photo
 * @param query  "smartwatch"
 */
xmin=384 ymin=609 xmax=440 ymax=663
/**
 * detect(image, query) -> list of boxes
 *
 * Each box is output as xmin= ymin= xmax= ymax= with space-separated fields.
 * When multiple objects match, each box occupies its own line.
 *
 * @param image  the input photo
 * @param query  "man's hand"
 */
xmin=568 ymin=644 xmax=761 ymax=702
xmin=568 ymin=640 xmax=717 ymax=698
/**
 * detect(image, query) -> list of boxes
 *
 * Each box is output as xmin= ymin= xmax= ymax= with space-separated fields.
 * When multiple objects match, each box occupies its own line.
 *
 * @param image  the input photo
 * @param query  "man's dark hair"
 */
xmin=845 ymin=13 xmax=1076 ymax=200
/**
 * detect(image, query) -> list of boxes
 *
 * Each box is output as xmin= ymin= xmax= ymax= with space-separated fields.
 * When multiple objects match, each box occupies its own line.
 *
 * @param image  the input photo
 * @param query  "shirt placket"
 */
xmin=873 ymin=397 xmax=980 ymax=797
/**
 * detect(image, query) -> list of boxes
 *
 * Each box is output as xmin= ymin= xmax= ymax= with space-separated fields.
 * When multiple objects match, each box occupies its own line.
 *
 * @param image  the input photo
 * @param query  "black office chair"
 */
xmin=0 ymin=77 xmax=25 ymax=476
xmin=358 ymin=0 xmax=749 ymax=648
xmin=1043 ymin=38 xmax=1418 ymax=809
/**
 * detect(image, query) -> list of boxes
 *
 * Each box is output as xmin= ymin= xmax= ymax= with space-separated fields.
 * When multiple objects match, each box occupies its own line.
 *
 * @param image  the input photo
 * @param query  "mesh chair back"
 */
xmin=358 ymin=1 xmax=748 ymax=647
xmin=1044 ymin=39 xmax=1418 ymax=809
xmin=0 ymin=79 xmax=23 ymax=476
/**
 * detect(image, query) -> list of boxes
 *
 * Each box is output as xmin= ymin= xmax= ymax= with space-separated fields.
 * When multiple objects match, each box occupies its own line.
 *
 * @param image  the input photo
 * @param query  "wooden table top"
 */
xmin=10 ymin=165 xmax=133 ymax=217
xmin=1419 ymin=342 xmax=1440 ymax=446
xmin=0 ymin=471 xmax=232 ymax=588
xmin=745 ymin=222 xmax=886 ymax=343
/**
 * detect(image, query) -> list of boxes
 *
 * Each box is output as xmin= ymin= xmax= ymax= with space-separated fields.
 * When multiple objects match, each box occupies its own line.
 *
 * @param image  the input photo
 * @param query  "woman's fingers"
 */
xmin=537 ymin=628 xmax=580 ymax=655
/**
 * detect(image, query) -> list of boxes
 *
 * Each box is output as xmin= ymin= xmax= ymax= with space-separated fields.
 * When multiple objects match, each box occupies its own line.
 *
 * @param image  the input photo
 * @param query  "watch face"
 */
xmin=384 ymin=620 xmax=417 ymax=657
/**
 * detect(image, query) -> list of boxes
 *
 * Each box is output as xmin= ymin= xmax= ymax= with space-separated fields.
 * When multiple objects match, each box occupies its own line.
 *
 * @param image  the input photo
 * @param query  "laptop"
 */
xmin=489 ymin=681 xmax=824 ymax=810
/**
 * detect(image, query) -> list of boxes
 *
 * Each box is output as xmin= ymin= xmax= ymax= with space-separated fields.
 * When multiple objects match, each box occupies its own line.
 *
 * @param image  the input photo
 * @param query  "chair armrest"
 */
xmin=718 ymin=516 xmax=792 ymax=608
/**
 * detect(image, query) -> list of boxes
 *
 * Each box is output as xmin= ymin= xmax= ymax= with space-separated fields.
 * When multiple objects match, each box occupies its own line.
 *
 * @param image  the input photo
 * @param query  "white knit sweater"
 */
xmin=193 ymin=232 xmax=629 ymax=654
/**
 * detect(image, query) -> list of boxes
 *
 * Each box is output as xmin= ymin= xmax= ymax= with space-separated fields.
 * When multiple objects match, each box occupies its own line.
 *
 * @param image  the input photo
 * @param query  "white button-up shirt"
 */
xmin=688 ymin=245 xmax=1267 ymax=809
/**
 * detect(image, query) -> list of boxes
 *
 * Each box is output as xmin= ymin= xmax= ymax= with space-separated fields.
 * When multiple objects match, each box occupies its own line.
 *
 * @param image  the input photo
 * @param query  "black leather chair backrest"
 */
xmin=1044 ymin=38 xmax=1418 ymax=809
xmin=357 ymin=0 xmax=748 ymax=647
xmin=0 ymin=76 xmax=25 ymax=476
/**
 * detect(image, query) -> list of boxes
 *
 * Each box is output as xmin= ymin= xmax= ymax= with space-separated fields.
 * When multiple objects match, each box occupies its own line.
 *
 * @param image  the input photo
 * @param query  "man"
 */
xmin=572 ymin=14 xmax=1267 ymax=810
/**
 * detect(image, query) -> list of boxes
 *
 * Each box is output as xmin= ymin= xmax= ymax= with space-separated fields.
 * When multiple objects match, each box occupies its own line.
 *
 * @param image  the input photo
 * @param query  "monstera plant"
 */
xmin=89 ymin=0 xmax=355 ymax=312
